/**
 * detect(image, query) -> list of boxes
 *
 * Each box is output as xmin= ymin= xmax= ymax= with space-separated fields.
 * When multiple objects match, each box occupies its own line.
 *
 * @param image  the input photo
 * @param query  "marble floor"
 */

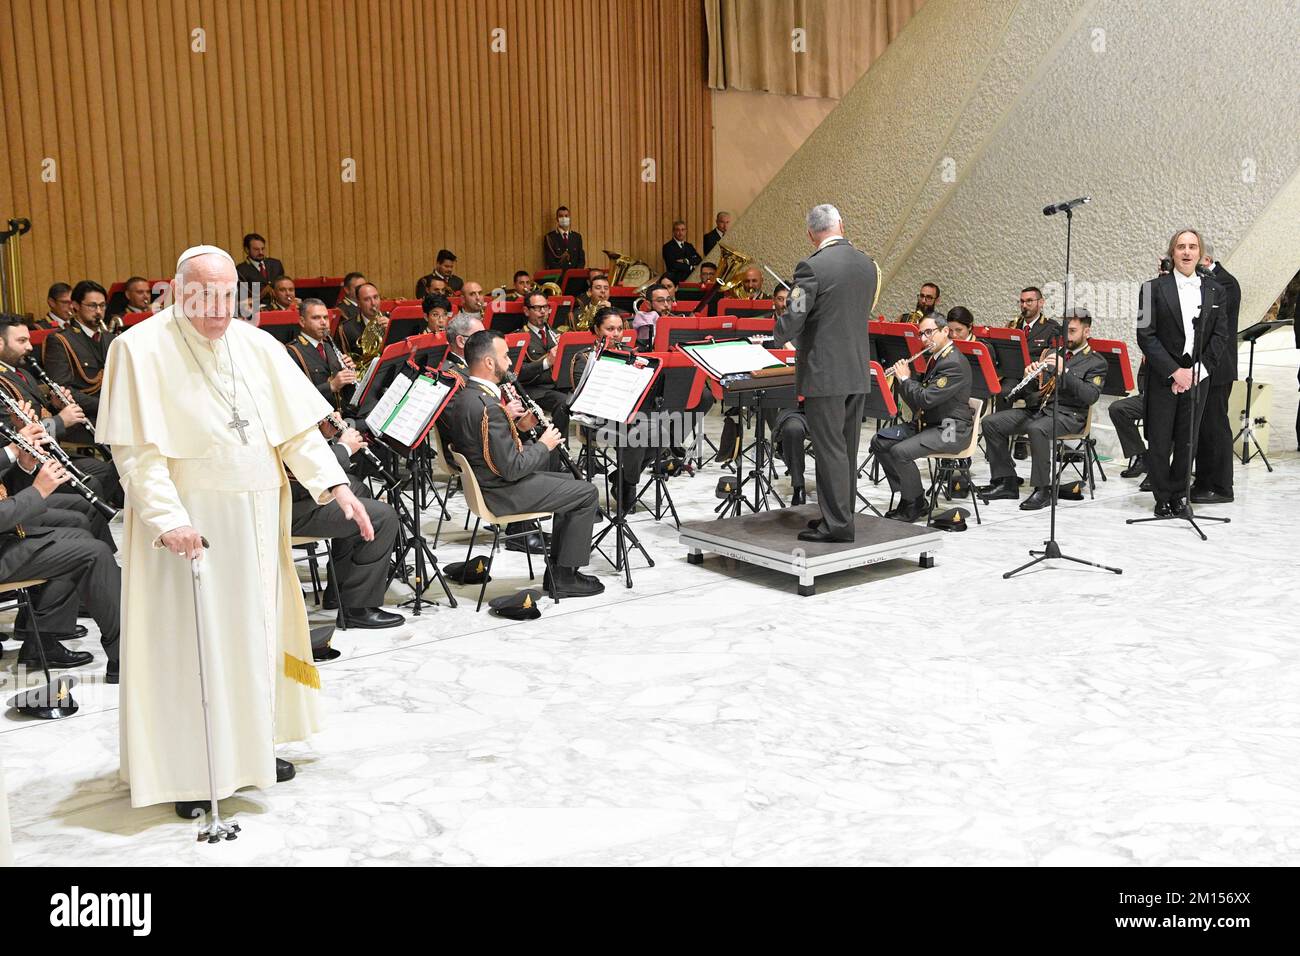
xmin=2 ymin=346 xmax=1298 ymax=866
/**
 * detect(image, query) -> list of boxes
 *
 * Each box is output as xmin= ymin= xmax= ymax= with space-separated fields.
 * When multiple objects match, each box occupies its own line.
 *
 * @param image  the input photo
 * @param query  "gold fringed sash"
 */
xmin=284 ymin=652 xmax=321 ymax=690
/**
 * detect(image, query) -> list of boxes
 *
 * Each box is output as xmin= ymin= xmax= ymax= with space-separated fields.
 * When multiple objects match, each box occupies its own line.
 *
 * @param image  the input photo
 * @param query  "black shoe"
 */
xmin=312 ymin=644 xmax=341 ymax=662
xmin=978 ymin=478 xmax=1019 ymax=501
xmin=797 ymin=529 xmax=853 ymax=543
xmin=1154 ymin=500 xmax=1172 ymax=517
xmin=1019 ymin=487 xmax=1052 ymax=511
xmin=790 ymin=487 xmax=806 ymax=506
xmin=276 ymin=758 xmax=296 ymax=783
xmin=17 ymin=641 xmax=93 ymax=670
xmin=892 ymin=496 xmax=927 ymax=522
xmin=1139 ymin=475 xmax=1153 ymax=492
xmin=1190 ymin=488 xmax=1233 ymax=504
xmin=1167 ymin=497 xmax=1189 ymax=518
xmin=1012 ymin=439 xmax=1029 ymax=461
xmin=1120 ymin=454 xmax=1147 ymax=478
xmin=342 ymin=607 xmax=405 ymax=629
xmin=106 ymin=660 xmax=119 ymax=685
xmin=505 ymin=531 xmax=548 ymax=555
xmin=543 ymin=569 xmax=606 ymax=598
xmin=616 ymin=484 xmax=639 ymax=514
xmin=175 ymin=801 xmax=211 ymax=820
xmin=321 ymin=589 xmax=339 ymax=610
xmin=805 ymin=517 xmax=824 ymax=529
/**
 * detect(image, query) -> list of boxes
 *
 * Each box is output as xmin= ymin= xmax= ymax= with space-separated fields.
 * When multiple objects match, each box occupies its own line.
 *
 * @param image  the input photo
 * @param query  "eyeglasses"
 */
xmin=918 ymin=328 xmax=937 ymax=338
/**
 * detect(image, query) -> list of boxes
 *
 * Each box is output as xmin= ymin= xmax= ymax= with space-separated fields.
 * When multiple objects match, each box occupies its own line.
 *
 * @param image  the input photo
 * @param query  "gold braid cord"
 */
xmin=481 ymin=407 xmax=502 ymax=477
xmin=283 ymin=652 xmax=321 ymax=689
xmin=47 ymin=332 xmax=103 ymax=393
xmin=0 ymin=376 xmax=50 ymax=418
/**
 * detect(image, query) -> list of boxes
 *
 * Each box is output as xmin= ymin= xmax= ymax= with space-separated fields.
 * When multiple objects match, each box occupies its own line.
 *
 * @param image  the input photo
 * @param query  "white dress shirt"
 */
xmin=817 ymin=234 xmax=845 ymax=251
xmin=469 ymin=375 xmax=500 ymax=399
xmin=1174 ymin=270 xmax=1209 ymax=382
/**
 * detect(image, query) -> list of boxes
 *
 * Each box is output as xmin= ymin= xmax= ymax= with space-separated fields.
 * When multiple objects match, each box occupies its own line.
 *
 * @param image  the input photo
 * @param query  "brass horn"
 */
xmin=603 ymin=249 xmax=653 ymax=289
xmin=713 ymin=244 xmax=755 ymax=296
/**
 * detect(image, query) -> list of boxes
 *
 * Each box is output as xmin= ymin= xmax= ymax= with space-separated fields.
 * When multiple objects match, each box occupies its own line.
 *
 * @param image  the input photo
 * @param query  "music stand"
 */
xmin=365 ymin=369 xmax=463 ymax=613
xmin=255 ymin=309 xmax=301 ymax=344
xmin=407 ymin=332 xmax=448 ymax=372
xmin=573 ymin=347 xmax=663 ymax=587
xmin=974 ymin=327 xmax=1031 ymax=391
xmin=553 ymin=331 xmax=597 ymax=389
xmin=628 ymin=352 xmax=708 ymax=527
xmin=1233 ymin=318 xmax=1291 ymax=469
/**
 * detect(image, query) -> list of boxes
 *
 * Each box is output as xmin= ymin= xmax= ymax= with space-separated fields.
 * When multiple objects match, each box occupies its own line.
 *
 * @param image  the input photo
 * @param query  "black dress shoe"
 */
xmin=106 ymin=660 xmax=119 ymax=685
xmin=276 ymin=758 xmax=296 ymax=783
xmin=342 ymin=607 xmax=405 ymax=629
xmin=175 ymin=801 xmax=211 ymax=819
xmin=892 ymin=496 xmax=927 ymax=522
xmin=1019 ymin=487 xmax=1052 ymax=511
xmin=312 ymin=645 xmax=342 ymax=662
xmin=805 ymin=518 xmax=824 ymax=530
xmin=1139 ymin=475 xmax=1153 ymax=492
xmin=978 ymin=478 xmax=1019 ymax=501
xmin=17 ymin=641 xmax=93 ymax=669
xmin=797 ymin=529 xmax=853 ymax=543
xmin=505 ymin=531 xmax=548 ymax=555
xmin=1012 ymin=438 xmax=1029 ymax=461
xmin=543 ymin=569 xmax=605 ymax=598
xmin=1120 ymin=455 xmax=1147 ymax=478
xmin=1190 ymin=488 xmax=1233 ymax=504
xmin=1167 ymin=497 xmax=1189 ymax=518
xmin=790 ymin=487 xmax=806 ymax=506
xmin=321 ymin=589 xmax=339 ymax=610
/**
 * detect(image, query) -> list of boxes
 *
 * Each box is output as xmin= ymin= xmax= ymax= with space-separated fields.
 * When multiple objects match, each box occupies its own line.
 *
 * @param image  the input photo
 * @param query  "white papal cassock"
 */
xmin=98 ymin=303 xmax=346 ymax=808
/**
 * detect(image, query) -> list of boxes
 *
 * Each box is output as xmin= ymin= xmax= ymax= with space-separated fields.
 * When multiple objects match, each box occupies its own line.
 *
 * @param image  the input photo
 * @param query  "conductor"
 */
xmin=775 ymin=204 xmax=879 ymax=543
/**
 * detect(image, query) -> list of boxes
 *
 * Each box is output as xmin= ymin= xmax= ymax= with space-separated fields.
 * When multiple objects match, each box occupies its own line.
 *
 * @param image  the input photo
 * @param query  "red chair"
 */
xmin=255 ymin=309 xmax=300 ymax=344
xmin=328 ymin=308 xmax=341 ymax=336
xmin=122 ymin=311 xmax=153 ymax=328
xmin=389 ymin=305 xmax=424 ymax=322
xmin=380 ymin=298 xmax=420 ymax=313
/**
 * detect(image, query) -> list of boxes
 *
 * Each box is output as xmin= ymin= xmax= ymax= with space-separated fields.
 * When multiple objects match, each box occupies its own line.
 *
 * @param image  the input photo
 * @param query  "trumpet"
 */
xmin=22 ymin=356 xmax=97 ymax=438
xmin=500 ymin=372 xmax=583 ymax=481
xmin=322 ymin=410 xmax=397 ymax=486
xmin=0 ymin=419 xmax=118 ymax=521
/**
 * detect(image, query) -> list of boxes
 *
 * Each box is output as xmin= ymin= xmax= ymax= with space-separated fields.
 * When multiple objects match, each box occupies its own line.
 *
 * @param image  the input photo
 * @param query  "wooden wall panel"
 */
xmin=0 ymin=0 xmax=713 ymax=312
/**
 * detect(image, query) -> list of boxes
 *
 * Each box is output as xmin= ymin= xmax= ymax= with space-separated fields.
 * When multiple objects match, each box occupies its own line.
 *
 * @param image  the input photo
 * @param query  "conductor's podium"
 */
xmin=679 ymin=505 xmax=942 ymax=596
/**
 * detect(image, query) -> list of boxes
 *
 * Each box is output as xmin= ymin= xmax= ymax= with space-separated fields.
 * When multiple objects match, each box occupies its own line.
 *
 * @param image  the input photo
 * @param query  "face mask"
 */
xmin=558 ymin=218 xmax=571 ymax=229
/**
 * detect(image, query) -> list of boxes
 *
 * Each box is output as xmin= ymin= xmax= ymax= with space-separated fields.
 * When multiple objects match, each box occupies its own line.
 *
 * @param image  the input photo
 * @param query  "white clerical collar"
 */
xmin=817 ymin=235 xmax=843 ymax=250
xmin=469 ymin=375 xmax=500 ymax=397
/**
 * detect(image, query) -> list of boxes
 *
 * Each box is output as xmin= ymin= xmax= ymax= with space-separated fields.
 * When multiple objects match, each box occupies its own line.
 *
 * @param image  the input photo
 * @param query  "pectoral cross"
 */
xmin=229 ymin=412 xmax=250 ymax=444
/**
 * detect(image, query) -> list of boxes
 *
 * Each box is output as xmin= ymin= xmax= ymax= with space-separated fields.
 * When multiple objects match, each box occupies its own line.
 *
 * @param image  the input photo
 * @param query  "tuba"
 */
xmin=604 ymin=249 xmax=653 ymax=288
xmin=713 ymin=244 xmax=754 ymax=295
xmin=898 ymin=309 xmax=924 ymax=324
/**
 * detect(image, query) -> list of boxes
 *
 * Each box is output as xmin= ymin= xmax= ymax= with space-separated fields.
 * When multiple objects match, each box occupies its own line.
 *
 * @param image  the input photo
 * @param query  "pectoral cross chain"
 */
xmin=229 ymin=413 xmax=250 ymax=444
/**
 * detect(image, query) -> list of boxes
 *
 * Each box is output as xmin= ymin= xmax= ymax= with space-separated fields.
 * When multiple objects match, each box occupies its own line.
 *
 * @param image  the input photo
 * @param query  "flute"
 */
xmin=1004 ymin=357 xmax=1056 ymax=402
xmin=0 ymin=420 xmax=118 ymax=521
xmin=884 ymin=343 xmax=935 ymax=381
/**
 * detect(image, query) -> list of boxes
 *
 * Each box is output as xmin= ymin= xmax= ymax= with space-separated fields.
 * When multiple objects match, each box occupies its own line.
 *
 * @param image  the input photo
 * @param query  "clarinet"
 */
xmin=323 ymin=336 xmax=360 ymax=411
xmin=22 ymin=357 xmax=97 ymax=437
xmin=0 ymin=420 xmax=118 ymax=520
xmin=500 ymin=372 xmax=583 ymax=480
xmin=0 ymin=390 xmax=98 ymax=486
xmin=323 ymin=410 xmax=397 ymax=485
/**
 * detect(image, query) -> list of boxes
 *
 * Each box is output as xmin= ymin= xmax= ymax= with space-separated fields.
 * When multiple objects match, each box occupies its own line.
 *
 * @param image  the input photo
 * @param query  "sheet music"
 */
xmin=683 ymin=340 xmax=784 ymax=378
xmin=354 ymin=353 xmax=382 ymax=401
xmin=570 ymin=356 xmax=656 ymax=423
xmin=383 ymin=375 xmax=452 ymax=446
xmin=363 ymin=370 xmax=414 ymax=435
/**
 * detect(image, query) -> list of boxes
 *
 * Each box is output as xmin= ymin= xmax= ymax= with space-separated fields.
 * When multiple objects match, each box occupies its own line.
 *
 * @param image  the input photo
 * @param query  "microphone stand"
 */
xmin=1005 ymin=203 xmax=1121 ymax=578
xmin=1125 ymin=276 xmax=1229 ymax=540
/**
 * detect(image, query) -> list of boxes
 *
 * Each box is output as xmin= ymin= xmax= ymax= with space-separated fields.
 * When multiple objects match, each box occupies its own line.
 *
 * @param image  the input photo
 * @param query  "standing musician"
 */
xmin=543 ymin=207 xmax=585 ymax=270
xmin=438 ymin=330 xmax=602 ymax=597
xmin=778 ymin=204 xmax=878 ymax=544
xmin=42 ymin=279 xmax=116 ymax=422
xmin=286 ymin=299 xmax=356 ymax=411
xmin=868 ymin=313 xmax=972 ymax=522
xmin=978 ymin=309 xmax=1108 ymax=510
xmin=0 ymin=314 xmax=122 ymax=516
xmin=1137 ymin=228 xmax=1229 ymax=517
xmin=516 ymin=290 xmax=571 ymax=437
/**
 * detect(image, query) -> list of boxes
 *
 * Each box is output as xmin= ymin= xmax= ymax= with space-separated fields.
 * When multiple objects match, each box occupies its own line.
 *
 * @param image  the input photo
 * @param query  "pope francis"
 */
xmin=97 ymin=245 xmax=373 ymax=817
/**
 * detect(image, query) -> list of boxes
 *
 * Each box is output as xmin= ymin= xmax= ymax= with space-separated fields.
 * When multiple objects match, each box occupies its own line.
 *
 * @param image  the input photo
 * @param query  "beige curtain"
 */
xmin=706 ymin=0 xmax=926 ymax=98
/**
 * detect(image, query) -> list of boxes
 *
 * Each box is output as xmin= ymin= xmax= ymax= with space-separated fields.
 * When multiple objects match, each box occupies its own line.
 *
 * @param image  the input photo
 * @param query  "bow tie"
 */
xmin=1175 ymin=273 xmax=1199 ymax=290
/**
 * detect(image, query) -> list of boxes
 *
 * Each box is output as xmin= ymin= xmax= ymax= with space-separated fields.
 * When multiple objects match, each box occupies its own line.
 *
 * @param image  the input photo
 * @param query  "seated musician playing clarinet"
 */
xmin=439 ymin=330 xmax=602 ymax=598
xmin=978 ymin=309 xmax=1107 ymax=510
xmin=868 ymin=313 xmax=972 ymax=522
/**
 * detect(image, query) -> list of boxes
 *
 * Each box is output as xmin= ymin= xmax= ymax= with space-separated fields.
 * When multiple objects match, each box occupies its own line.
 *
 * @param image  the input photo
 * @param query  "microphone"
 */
xmin=1042 ymin=197 xmax=1091 ymax=216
